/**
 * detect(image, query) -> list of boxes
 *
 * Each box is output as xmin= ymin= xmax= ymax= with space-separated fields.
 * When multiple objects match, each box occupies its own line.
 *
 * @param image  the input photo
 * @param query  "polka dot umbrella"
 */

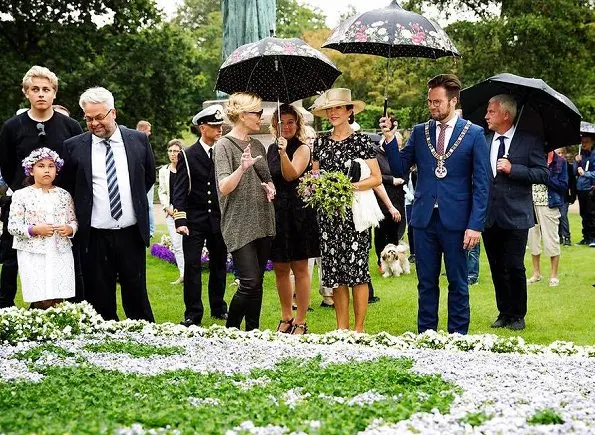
xmin=215 ymin=36 xmax=342 ymax=104
xmin=322 ymin=0 xmax=460 ymax=115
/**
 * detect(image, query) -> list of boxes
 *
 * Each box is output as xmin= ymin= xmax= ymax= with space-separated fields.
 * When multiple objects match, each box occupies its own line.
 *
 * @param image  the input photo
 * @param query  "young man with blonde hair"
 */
xmin=0 ymin=65 xmax=82 ymax=307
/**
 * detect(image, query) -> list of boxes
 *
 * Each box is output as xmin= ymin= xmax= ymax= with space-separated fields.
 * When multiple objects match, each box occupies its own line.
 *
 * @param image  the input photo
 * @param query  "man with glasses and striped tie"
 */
xmin=62 ymin=87 xmax=156 ymax=322
xmin=0 ymin=66 xmax=83 ymax=308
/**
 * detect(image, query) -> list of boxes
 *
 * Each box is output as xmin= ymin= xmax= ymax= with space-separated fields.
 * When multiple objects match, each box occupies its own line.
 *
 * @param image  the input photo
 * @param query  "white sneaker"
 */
xmin=527 ymin=275 xmax=542 ymax=284
xmin=170 ymin=276 xmax=184 ymax=285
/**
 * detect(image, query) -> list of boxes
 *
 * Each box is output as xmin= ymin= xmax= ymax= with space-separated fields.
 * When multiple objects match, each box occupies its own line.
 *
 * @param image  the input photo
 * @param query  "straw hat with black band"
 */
xmin=311 ymin=88 xmax=365 ymax=118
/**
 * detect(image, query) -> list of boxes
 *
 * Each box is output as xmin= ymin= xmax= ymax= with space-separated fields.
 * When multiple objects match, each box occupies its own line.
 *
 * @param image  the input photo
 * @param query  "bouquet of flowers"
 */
xmin=297 ymin=170 xmax=354 ymax=222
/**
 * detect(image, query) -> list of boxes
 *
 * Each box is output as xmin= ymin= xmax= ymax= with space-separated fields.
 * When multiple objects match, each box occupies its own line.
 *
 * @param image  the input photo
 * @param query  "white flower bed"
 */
xmin=1 ymin=303 xmax=594 ymax=434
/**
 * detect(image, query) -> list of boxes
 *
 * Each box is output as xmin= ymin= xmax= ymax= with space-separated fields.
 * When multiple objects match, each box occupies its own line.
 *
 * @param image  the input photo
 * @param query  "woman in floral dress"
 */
xmin=311 ymin=88 xmax=381 ymax=332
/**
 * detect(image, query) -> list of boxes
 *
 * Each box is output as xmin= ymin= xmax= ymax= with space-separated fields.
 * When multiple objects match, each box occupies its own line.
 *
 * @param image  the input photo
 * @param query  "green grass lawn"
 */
xmin=12 ymin=213 xmax=595 ymax=345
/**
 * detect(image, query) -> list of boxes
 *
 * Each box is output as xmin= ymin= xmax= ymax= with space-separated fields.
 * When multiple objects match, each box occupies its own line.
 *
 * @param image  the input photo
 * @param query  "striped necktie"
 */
xmin=437 ymin=123 xmax=448 ymax=155
xmin=104 ymin=140 xmax=122 ymax=220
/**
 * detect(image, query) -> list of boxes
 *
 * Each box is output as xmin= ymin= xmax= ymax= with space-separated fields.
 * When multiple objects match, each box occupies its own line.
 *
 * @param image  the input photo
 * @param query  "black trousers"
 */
xmin=0 ymin=226 xmax=17 ymax=308
xmin=577 ymin=190 xmax=595 ymax=241
xmin=83 ymin=226 xmax=154 ymax=322
xmin=483 ymin=225 xmax=529 ymax=320
xmin=182 ymin=229 xmax=227 ymax=323
xmin=226 ymin=236 xmax=272 ymax=331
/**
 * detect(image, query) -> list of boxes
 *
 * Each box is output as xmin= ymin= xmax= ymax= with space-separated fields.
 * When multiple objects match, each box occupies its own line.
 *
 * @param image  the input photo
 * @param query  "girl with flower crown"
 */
xmin=8 ymin=147 xmax=77 ymax=309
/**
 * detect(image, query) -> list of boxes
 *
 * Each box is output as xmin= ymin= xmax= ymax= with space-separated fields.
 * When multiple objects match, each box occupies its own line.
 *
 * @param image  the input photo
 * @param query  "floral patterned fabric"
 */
xmin=313 ymin=132 xmax=376 ymax=288
xmin=531 ymin=184 xmax=549 ymax=207
xmin=217 ymin=36 xmax=341 ymax=103
xmin=8 ymin=186 xmax=77 ymax=253
xmin=8 ymin=186 xmax=77 ymax=302
xmin=322 ymin=3 xmax=459 ymax=58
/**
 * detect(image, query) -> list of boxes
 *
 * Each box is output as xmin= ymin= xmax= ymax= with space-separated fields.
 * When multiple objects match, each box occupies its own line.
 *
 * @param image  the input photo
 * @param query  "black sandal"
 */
xmin=276 ymin=318 xmax=294 ymax=333
xmin=291 ymin=323 xmax=308 ymax=335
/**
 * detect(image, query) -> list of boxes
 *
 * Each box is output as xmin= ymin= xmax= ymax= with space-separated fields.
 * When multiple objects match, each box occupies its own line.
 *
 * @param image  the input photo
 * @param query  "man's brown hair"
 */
xmin=427 ymin=74 xmax=462 ymax=101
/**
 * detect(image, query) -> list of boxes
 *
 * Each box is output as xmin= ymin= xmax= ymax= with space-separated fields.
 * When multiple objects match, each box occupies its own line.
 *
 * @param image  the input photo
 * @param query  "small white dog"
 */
xmin=380 ymin=243 xmax=411 ymax=277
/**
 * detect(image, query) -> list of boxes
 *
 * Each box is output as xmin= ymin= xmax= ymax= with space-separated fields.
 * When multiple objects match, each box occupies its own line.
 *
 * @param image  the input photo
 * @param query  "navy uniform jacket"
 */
xmin=484 ymin=131 xmax=549 ymax=229
xmin=384 ymin=118 xmax=491 ymax=232
xmin=172 ymin=140 xmax=222 ymax=233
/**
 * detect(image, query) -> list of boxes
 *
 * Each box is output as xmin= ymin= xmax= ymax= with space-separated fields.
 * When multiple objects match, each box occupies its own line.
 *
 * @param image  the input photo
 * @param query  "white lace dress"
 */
xmin=8 ymin=186 xmax=77 ymax=302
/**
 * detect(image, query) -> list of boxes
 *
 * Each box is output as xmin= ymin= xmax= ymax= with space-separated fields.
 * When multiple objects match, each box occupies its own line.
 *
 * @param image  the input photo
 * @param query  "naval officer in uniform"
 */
xmin=173 ymin=105 xmax=228 ymax=326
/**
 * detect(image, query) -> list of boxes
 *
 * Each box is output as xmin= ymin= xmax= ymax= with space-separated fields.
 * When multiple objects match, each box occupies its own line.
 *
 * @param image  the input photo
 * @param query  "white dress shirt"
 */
xmin=433 ymin=115 xmax=458 ymax=208
xmin=200 ymin=139 xmax=214 ymax=158
xmin=90 ymin=128 xmax=137 ymax=229
xmin=490 ymin=126 xmax=516 ymax=177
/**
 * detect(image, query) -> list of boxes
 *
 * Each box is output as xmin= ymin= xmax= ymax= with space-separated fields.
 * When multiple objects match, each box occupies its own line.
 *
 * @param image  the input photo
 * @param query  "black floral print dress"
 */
xmin=312 ymin=132 xmax=376 ymax=288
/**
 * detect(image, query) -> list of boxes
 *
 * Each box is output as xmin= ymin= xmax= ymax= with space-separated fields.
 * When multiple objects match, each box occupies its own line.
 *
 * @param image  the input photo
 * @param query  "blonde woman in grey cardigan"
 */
xmin=214 ymin=92 xmax=276 ymax=331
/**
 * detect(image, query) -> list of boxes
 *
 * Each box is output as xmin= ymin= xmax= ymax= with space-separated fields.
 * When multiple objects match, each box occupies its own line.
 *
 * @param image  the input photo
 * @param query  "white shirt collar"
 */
xmin=441 ymin=114 xmax=458 ymax=129
xmin=199 ymin=139 xmax=214 ymax=156
xmin=92 ymin=127 xmax=123 ymax=146
xmin=495 ymin=125 xmax=515 ymax=141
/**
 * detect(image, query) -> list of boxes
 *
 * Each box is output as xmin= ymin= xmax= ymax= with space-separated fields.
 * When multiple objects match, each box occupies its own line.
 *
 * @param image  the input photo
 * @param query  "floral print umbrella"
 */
xmin=322 ymin=0 xmax=460 ymax=114
xmin=216 ymin=36 xmax=341 ymax=103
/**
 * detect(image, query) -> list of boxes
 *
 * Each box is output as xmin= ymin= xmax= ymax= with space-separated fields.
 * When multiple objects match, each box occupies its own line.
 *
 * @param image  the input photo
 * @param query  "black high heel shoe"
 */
xmin=276 ymin=318 xmax=294 ymax=333
xmin=291 ymin=323 xmax=308 ymax=335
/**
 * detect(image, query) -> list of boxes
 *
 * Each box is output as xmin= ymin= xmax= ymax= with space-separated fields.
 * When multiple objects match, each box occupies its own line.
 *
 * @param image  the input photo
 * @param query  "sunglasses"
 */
xmin=247 ymin=110 xmax=264 ymax=118
xmin=36 ymin=122 xmax=46 ymax=137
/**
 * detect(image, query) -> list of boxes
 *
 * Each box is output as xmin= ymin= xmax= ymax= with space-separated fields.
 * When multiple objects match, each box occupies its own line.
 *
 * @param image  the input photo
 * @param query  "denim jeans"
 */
xmin=466 ymin=242 xmax=480 ymax=283
xmin=558 ymin=202 xmax=570 ymax=240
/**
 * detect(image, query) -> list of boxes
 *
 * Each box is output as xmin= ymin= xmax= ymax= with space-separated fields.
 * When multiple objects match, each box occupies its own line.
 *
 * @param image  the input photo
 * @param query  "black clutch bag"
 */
xmin=347 ymin=160 xmax=361 ymax=182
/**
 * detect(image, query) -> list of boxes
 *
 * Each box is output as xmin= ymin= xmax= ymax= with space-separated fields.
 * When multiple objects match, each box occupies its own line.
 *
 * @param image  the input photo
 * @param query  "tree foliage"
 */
xmin=0 ymin=0 xmax=204 ymax=164
xmin=275 ymin=0 xmax=326 ymax=38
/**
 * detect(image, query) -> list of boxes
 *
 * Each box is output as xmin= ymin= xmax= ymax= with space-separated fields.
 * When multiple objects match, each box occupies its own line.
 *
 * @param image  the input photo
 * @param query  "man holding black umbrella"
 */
xmin=483 ymin=94 xmax=548 ymax=331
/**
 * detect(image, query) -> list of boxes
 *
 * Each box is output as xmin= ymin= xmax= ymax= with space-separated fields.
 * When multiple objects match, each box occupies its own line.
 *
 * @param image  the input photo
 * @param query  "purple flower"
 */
xmin=150 ymin=244 xmax=177 ymax=265
xmin=151 ymin=244 xmax=272 ymax=274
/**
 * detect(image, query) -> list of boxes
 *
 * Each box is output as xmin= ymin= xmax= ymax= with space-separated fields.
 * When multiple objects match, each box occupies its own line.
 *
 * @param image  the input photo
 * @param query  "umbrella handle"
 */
xmin=383 ymin=98 xmax=388 ymax=117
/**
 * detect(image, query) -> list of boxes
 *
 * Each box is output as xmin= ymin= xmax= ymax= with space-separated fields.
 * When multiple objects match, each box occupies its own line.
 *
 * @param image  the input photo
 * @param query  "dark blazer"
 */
xmin=484 ymin=130 xmax=548 ymax=229
xmin=385 ymin=118 xmax=491 ymax=232
xmin=374 ymin=143 xmax=407 ymax=215
xmin=62 ymin=126 xmax=156 ymax=249
xmin=172 ymin=141 xmax=222 ymax=233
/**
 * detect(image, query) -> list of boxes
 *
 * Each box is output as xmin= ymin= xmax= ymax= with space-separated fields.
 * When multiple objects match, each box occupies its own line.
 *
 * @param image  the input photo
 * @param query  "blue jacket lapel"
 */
xmin=446 ymin=118 xmax=465 ymax=151
xmin=429 ymin=120 xmax=437 ymax=148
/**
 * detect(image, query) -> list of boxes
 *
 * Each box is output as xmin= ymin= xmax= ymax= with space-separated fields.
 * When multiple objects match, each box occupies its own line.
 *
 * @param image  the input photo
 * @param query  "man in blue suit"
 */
xmin=381 ymin=74 xmax=491 ymax=334
xmin=483 ymin=94 xmax=548 ymax=331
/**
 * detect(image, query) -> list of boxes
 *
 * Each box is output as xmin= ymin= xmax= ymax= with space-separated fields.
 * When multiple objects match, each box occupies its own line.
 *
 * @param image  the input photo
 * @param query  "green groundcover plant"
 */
xmin=1 ymin=353 xmax=457 ymax=434
xmin=1 ymin=303 xmax=593 ymax=434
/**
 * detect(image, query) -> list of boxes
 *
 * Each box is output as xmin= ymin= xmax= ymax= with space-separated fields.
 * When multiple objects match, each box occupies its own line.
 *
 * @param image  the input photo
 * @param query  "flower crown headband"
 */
xmin=22 ymin=147 xmax=64 ymax=176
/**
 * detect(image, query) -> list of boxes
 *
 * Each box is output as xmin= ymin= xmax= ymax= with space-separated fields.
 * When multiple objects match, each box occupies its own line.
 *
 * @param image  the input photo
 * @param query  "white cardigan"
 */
xmin=351 ymin=158 xmax=384 ymax=232
xmin=157 ymin=164 xmax=175 ymax=211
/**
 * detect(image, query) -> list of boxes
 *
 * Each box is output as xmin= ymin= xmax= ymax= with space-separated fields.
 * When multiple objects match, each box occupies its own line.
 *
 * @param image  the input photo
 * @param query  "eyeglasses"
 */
xmin=84 ymin=109 xmax=113 ymax=123
xmin=36 ymin=122 xmax=46 ymax=137
xmin=427 ymin=99 xmax=449 ymax=107
xmin=167 ymin=149 xmax=180 ymax=154
xmin=247 ymin=110 xmax=264 ymax=118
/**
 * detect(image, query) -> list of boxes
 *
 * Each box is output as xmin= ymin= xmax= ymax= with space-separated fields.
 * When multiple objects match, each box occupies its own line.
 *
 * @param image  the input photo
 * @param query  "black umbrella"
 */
xmin=460 ymin=73 xmax=582 ymax=150
xmin=215 ymin=36 xmax=341 ymax=104
xmin=322 ymin=0 xmax=460 ymax=114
